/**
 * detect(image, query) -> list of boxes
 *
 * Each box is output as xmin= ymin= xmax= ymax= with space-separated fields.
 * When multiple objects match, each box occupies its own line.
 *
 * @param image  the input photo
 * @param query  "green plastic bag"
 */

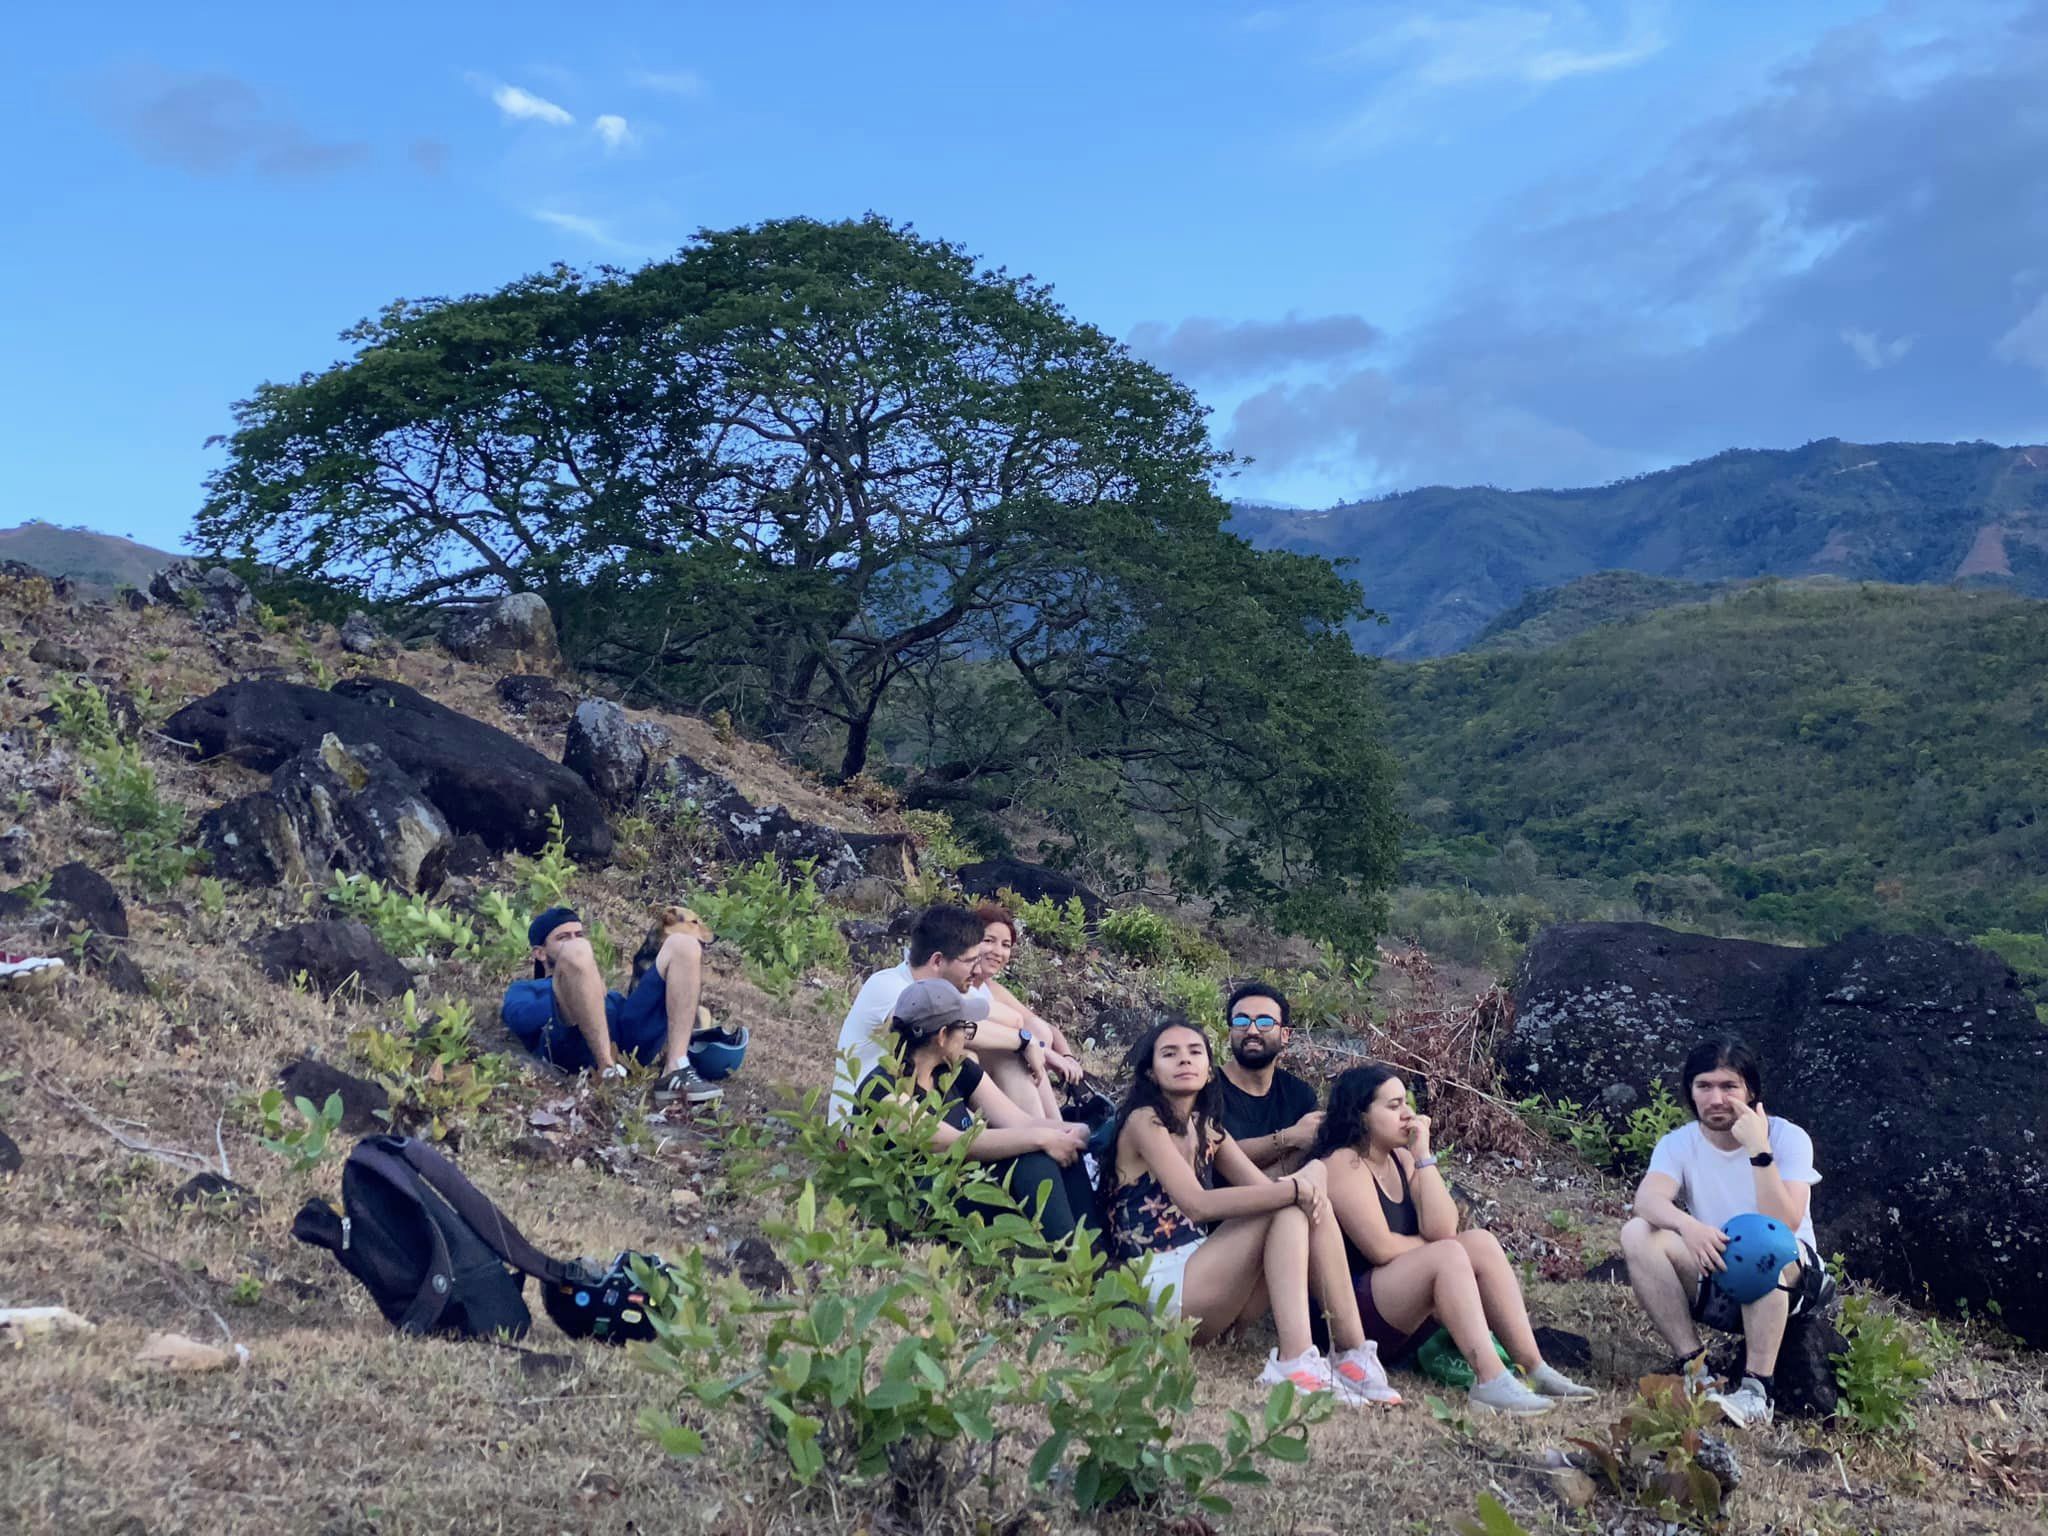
xmin=1415 ymin=1325 xmax=1512 ymax=1388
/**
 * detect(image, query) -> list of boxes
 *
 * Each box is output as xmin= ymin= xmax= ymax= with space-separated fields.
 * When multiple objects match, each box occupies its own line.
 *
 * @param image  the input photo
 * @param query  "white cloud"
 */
xmin=1994 ymin=294 xmax=2048 ymax=376
xmin=1328 ymin=1 xmax=1667 ymax=153
xmin=631 ymin=68 xmax=705 ymax=96
xmin=529 ymin=208 xmax=653 ymax=257
xmin=491 ymin=84 xmax=574 ymax=126
xmin=1841 ymin=327 xmax=1914 ymax=371
xmin=594 ymin=113 xmax=633 ymax=150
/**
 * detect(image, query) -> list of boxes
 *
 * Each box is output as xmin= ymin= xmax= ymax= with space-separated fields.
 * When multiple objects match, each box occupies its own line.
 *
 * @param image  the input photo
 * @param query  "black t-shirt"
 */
xmin=856 ymin=1058 xmax=985 ymax=1133
xmin=1216 ymin=1067 xmax=1318 ymax=1148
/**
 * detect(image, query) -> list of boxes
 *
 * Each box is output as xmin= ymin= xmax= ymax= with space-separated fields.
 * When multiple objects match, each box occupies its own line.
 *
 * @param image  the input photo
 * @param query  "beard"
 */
xmin=1231 ymin=1034 xmax=1280 ymax=1069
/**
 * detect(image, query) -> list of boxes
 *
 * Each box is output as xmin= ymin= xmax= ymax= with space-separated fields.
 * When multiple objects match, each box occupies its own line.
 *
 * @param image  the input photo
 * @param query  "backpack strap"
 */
xmin=341 ymin=1137 xmax=465 ymax=1335
xmin=389 ymin=1137 xmax=575 ymax=1288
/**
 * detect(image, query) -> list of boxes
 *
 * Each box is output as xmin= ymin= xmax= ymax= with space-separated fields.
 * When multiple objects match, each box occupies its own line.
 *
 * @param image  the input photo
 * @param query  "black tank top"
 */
xmin=1344 ymin=1153 xmax=1419 ymax=1275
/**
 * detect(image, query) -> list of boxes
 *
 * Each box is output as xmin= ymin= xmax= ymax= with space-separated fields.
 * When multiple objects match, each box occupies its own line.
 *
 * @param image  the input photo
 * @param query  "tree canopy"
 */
xmin=200 ymin=215 xmax=1399 ymax=947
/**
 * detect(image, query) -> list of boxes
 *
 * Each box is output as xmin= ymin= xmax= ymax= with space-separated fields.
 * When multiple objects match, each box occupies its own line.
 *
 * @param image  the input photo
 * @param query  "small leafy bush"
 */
xmin=506 ymin=806 xmax=577 ymax=910
xmin=252 ymin=1087 xmax=345 ymax=1172
xmin=1569 ymin=1374 xmax=1731 ymax=1525
xmin=1834 ymin=1296 xmax=1933 ymax=1433
xmin=46 ymin=677 xmax=120 ymax=749
xmin=1155 ymin=964 xmax=1226 ymax=1041
xmin=327 ymin=875 xmax=529 ymax=964
xmin=1099 ymin=906 xmax=1175 ymax=966
xmin=351 ymin=991 xmax=517 ymax=1142
xmin=1617 ymin=1080 xmax=1686 ymax=1175
xmin=902 ymin=808 xmax=978 ymax=879
xmin=79 ymin=741 xmax=202 ymax=892
xmin=689 ymin=855 xmax=846 ymax=996
xmin=1009 ymin=889 xmax=1089 ymax=953
xmin=640 ymin=1180 xmax=1329 ymax=1522
xmin=1516 ymin=1094 xmax=1616 ymax=1168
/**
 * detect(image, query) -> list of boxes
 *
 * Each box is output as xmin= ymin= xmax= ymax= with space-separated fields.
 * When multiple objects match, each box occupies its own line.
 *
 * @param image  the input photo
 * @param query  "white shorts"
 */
xmin=1136 ymin=1240 xmax=1206 ymax=1319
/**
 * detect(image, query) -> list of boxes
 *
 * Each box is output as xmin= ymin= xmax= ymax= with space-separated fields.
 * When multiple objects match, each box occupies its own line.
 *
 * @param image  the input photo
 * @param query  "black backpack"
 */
xmin=292 ymin=1135 xmax=578 ymax=1341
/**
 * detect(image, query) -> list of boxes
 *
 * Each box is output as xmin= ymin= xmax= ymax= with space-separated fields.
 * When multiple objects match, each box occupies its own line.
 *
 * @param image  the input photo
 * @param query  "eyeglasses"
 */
xmin=1229 ymin=1013 xmax=1283 ymax=1031
xmin=941 ymin=1020 xmax=979 ymax=1040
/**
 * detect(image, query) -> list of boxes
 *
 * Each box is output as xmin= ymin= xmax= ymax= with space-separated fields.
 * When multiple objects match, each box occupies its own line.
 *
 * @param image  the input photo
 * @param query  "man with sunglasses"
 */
xmin=1215 ymin=981 xmax=1322 ymax=1174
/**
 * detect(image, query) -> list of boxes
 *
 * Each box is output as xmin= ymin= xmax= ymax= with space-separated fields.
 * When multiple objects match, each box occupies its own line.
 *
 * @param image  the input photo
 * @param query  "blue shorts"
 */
xmin=501 ymin=964 xmax=671 ymax=1072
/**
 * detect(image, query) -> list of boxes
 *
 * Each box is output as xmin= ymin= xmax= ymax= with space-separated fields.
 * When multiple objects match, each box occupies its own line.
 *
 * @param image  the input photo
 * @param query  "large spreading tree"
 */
xmin=200 ymin=215 xmax=1399 ymax=946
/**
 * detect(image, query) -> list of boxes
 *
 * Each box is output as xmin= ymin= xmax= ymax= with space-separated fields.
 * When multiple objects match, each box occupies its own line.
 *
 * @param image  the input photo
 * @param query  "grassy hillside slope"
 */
xmin=1 ymin=570 xmax=2039 ymax=1534
xmin=1382 ymin=581 xmax=2048 ymax=943
xmin=0 ymin=521 xmax=177 ymax=589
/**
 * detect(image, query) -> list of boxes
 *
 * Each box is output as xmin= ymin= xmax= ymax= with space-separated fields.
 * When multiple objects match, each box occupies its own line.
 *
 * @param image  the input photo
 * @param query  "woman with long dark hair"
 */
xmin=1095 ymin=1019 xmax=1401 ymax=1405
xmin=1312 ymin=1065 xmax=1596 ymax=1415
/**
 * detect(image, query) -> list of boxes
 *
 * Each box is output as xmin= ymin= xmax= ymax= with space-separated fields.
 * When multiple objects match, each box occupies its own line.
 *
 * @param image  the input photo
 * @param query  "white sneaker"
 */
xmin=1332 ymin=1342 xmax=1403 ymax=1405
xmin=0 ymin=953 xmax=65 ymax=993
xmin=598 ymin=1062 xmax=630 ymax=1082
xmin=1706 ymin=1375 xmax=1774 ymax=1430
xmin=1528 ymin=1362 xmax=1597 ymax=1399
xmin=1255 ymin=1345 xmax=1333 ymax=1397
xmin=1469 ymin=1370 xmax=1556 ymax=1416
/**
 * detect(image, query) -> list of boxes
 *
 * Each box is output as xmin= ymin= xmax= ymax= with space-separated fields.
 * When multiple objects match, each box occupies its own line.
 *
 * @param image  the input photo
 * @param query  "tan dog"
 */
xmin=653 ymin=904 xmax=715 ymax=944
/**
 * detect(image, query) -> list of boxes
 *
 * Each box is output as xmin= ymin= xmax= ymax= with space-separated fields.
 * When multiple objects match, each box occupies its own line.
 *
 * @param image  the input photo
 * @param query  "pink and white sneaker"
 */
xmin=1255 ymin=1345 xmax=1333 ymax=1397
xmin=1332 ymin=1342 xmax=1403 ymax=1405
xmin=0 ymin=953 xmax=65 ymax=993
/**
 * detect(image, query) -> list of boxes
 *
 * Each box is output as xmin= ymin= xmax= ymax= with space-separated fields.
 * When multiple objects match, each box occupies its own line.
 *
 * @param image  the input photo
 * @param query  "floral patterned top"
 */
xmin=1107 ymin=1121 xmax=1220 ymax=1260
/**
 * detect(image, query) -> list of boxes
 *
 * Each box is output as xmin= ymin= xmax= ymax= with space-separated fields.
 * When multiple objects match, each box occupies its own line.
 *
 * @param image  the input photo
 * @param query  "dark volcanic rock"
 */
xmin=87 ymin=937 xmax=149 ymax=995
xmin=1509 ymin=922 xmax=2048 ymax=1342
xmin=495 ymin=673 xmax=574 ymax=727
xmin=654 ymin=754 xmax=908 ymax=892
xmin=564 ymin=699 xmax=651 ymax=807
xmin=338 ymin=611 xmax=387 ymax=656
xmin=167 ymin=678 xmax=611 ymax=862
xmin=0 ymin=1129 xmax=20 ymax=1174
xmin=197 ymin=735 xmax=453 ymax=892
xmin=256 ymin=920 xmax=413 ymax=1002
xmin=28 ymin=638 xmax=86 ymax=670
xmin=441 ymin=593 xmax=562 ymax=671
xmin=278 ymin=1058 xmax=390 ymax=1134
xmin=170 ymin=1172 xmax=260 ymax=1215
xmin=955 ymin=859 xmax=1105 ymax=922
xmin=149 ymin=560 xmax=253 ymax=631
xmin=0 ymin=861 xmax=129 ymax=938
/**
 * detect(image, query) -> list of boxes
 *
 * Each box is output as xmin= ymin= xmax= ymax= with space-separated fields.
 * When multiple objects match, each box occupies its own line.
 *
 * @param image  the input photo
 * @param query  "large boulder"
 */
xmin=495 ymin=674 xmax=574 ymax=729
xmin=149 ymin=561 xmax=253 ymax=631
xmin=337 ymin=611 xmax=388 ymax=656
xmin=564 ymin=699 xmax=651 ymax=807
xmin=255 ymin=920 xmax=414 ymax=1003
xmin=197 ymin=734 xmax=453 ymax=892
xmin=167 ymin=678 xmax=611 ymax=863
xmin=956 ymin=858 xmax=1105 ymax=922
xmin=1508 ymin=922 xmax=2048 ymax=1342
xmin=0 ymin=860 xmax=128 ymax=938
xmin=440 ymin=594 xmax=562 ymax=672
xmin=654 ymin=754 xmax=908 ymax=892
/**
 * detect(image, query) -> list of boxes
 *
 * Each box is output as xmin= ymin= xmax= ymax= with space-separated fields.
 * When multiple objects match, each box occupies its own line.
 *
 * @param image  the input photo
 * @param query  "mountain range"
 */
xmin=0 ymin=521 xmax=176 ymax=591
xmin=1233 ymin=437 xmax=2048 ymax=657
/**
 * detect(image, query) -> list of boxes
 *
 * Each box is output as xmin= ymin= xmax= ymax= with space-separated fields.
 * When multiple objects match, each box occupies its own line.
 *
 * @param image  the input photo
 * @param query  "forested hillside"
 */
xmin=1378 ymin=581 xmax=2048 ymax=947
xmin=1237 ymin=438 xmax=2048 ymax=657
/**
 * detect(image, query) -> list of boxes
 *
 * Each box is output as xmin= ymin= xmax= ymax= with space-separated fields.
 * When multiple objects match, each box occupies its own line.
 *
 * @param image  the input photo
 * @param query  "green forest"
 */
xmin=1376 ymin=580 xmax=2048 ymax=975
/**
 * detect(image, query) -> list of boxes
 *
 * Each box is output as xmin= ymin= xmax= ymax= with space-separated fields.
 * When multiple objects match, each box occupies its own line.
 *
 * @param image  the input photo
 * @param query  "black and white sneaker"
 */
xmin=0 ymin=953 xmax=65 ymax=994
xmin=654 ymin=1062 xmax=723 ymax=1106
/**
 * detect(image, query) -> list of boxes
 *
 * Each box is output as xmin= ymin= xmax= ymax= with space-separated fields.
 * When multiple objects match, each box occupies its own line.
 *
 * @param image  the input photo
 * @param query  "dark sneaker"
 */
xmin=654 ymin=1063 xmax=723 ymax=1106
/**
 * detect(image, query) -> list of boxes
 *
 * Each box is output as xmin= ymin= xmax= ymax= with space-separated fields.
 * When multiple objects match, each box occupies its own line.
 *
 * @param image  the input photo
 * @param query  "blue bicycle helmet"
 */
xmin=1714 ymin=1212 xmax=1800 ymax=1304
xmin=687 ymin=1023 xmax=749 ymax=1081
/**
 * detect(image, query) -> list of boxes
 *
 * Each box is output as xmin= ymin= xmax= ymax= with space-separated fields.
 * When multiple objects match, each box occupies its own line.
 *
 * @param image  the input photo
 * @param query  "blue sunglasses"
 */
xmin=1229 ymin=1013 xmax=1283 ymax=1031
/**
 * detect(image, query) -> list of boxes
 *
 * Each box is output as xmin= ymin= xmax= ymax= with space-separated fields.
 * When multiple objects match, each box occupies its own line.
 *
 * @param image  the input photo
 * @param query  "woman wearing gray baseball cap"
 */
xmin=853 ymin=978 xmax=1094 ymax=1245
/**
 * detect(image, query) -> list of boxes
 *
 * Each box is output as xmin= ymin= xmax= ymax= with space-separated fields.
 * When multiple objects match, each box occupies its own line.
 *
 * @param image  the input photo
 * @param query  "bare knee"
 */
xmin=552 ymin=937 xmax=599 ymax=976
xmin=1620 ymin=1217 xmax=1656 ymax=1256
xmin=659 ymin=932 xmax=703 ymax=978
xmin=1427 ymin=1237 xmax=1475 ymax=1275
xmin=1456 ymin=1229 xmax=1504 ymax=1266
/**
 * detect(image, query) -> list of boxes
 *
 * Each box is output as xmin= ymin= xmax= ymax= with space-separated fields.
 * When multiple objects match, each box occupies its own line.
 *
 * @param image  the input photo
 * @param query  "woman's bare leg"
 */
xmin=1455 ymin=1229 xmax=1542 ymax=1370
xmin=1366 ymin=1238 xmax=1506 ymax=1383
xmin=1178 ymin=1213 xmax=1277 ymax=1343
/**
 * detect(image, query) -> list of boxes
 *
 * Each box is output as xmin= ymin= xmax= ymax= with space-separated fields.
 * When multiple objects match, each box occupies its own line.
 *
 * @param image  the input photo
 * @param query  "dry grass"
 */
xmin=1 ymin=579 xmax=2044 ymax=1535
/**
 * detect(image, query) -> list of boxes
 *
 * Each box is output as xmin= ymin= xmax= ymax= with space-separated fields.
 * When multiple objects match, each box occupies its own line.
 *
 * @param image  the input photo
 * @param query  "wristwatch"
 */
xmin=1017 ymin=1028 xmax=1035 ymax=1048
xmin=1749 ymin=1151 xmax=1775 ymax=1167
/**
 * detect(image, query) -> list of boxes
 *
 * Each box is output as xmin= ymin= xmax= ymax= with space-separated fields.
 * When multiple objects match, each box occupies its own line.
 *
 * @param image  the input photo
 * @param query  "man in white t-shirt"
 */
xmin=830 ymin=904 xmax=1055 ymax=1124
xmin=1620 ymin=1037 xmax=1832 ymax=1430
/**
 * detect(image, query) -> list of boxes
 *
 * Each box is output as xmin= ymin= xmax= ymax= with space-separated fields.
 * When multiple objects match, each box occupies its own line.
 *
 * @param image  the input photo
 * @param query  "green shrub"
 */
xmin=1616 ymin=1080 xmax=1686 ymax=1175
xmin=506 ymin=806 xmax=577 ymax=910
xmin=1010 ymin=890 xmax=1089 ymax=953
xmin=902 ymin=808 xmax=979 ymax=879
xmin=640 ymin=1180 xmax=1329 ymax=1521
xmin=690 ymin=855 xmax=847 ymax=996
xmin=1099 ymin=906 xmax=1174 ymax=966
xmin=1155 ymin=964 xmax=1226 ymax=1042
xmin=1834 ymin=1295 xmax=1933 ymax=1433
xmin=45 ymin=677 xmax=119 ymax=749
xmin=251 ymin=1088 xmax=344 ymax=1172
xmin=79 ymin=741 xmax=202 ymax=892
xmin=1515 ymin=1094 xmax=1615 ymax=1167
xmin=351 ymin=991 xmax=517 ymax=1142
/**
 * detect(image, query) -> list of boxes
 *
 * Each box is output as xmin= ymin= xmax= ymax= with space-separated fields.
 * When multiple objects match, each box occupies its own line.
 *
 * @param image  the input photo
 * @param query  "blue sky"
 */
xmin=6 ymin=0 xmax=2047 ymax=549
